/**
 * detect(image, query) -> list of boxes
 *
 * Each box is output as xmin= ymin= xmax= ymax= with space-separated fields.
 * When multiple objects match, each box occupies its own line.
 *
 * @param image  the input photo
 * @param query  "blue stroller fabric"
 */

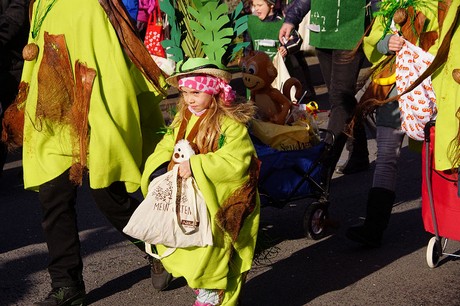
xmin=251 ymin=135 xmax=324 ymax=202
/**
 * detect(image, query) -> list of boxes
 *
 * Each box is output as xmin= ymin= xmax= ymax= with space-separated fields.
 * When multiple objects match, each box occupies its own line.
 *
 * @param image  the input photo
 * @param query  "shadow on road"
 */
xmin=241 ymin=145 xmax=427 ymax=305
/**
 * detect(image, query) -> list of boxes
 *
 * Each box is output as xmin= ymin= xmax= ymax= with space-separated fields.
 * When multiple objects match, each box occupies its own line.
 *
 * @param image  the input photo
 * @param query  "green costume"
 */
xmin=21 ymin=0 xmax=166 ymax=192
xmin=247 ymin=14 xmax=284 ymax=59
xmin=431 ymin=1 xmax=460 ymax=170
xmin=141 ymin=114 xmax=260 ymax=306
xmin=309 ymin=0 xmax=366 ymax=50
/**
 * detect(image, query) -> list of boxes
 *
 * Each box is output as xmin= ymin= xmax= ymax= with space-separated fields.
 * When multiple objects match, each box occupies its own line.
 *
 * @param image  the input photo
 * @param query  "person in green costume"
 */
xmin=11 ymin=0 xmax=168 ymax=305
xmin=431 ymin=0 xmax=460 ymax=172
xmin=140 ymin=57 xmax=260 ymax=306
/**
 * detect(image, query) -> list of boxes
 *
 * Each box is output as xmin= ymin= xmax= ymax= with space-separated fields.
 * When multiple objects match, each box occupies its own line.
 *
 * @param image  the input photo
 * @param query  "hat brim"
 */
xmin=166 ymin=58 xmax=232 ymax=88
xmin=166 ymin=68 xmax=232 ymax=88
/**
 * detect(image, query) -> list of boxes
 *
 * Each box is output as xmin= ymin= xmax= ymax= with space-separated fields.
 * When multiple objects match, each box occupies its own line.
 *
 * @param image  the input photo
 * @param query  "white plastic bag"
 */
xmin=123 ymin=164 xmax=213 ymax=259
xmin=396 ymin=40 xmax=437 ymax=141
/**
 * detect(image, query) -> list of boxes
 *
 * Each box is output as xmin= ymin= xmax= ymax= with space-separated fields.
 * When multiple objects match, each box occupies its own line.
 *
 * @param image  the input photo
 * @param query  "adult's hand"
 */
xmin=279 ymin=23 xmax=295 ymax=46
xmin=388 ymin=34 xmax=405 ymax=53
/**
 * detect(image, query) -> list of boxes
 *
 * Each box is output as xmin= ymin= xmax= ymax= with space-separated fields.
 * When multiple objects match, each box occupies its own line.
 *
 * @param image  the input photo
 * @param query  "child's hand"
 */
xmin=178 ymin=160 xmax=192 ymax=178
xmin=388 ymin=34 xmax=404 ymax=52
xmin=278 ymin=46 xmax=288 ymax=58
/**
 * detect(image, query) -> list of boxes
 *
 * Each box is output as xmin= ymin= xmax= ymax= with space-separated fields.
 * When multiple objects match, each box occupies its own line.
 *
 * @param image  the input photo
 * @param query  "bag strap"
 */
xmin=173 ymin=165 xmax=199 ymax=235
xmin=175 ymin=108 xmax=207 ymax=147
xmin=154 ymin=3 xmax=162 ymax=25
xmin=145 ymin=243 xmax=176 ymax=259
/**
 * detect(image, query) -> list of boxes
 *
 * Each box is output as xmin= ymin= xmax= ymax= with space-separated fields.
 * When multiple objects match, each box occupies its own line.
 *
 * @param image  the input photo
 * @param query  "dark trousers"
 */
xmin=315 ymin=47 xmax=368 ymax=176
xmin=38 ymin=169 xmax=142 ymax=288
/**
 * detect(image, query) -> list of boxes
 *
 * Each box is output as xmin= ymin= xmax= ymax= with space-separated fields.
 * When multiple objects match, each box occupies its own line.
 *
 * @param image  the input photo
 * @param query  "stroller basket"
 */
xmin=252 ymin=128 xmax=333 ymax=206
xmin=422 ymin=121 xmax=460 ymax=268
xmin=251 ymin=128 xmax=335 ymax=239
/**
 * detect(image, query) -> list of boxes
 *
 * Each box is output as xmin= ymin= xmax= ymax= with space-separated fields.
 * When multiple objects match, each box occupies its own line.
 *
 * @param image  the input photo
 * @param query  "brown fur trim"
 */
xmin=69 ymin=62 xmax=97 ymax=185
xmin=216 ymin=156 xmax=260 ymax=242
xmin=36 ymin=33 xmax=74 ymax=125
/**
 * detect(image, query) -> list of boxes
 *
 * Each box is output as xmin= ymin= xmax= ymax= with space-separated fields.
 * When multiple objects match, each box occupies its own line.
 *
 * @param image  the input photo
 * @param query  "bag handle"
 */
xmin=149 ymin=3 xmax=162 ymax=25
xmin=172 ymin=165 xmax=200 ymax=234
xmin=145 ymin=243 xmax=176 ymax=259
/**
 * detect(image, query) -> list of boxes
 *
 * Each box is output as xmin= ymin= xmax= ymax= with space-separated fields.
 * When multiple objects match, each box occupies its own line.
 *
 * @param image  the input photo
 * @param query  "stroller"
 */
xmin=422 ymin=121 xmax=460 ymax=268
xmin=251 ymin=126 xmax=335 ymax=240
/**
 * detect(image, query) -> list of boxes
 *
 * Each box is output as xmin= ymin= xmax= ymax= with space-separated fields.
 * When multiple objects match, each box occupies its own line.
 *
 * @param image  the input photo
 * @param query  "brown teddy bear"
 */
xmin=239 ymin=51 xmax=301 ymax=125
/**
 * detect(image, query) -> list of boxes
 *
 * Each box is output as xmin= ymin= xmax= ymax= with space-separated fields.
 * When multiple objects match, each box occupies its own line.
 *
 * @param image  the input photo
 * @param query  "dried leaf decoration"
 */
xmin=36 ymin=32 xmax=74 ymax=126
xmin=69 ymin=61 xmax=96 ymax=185
xmin=35 ymin=32 xmax=97 ymax=185
xmin=1 ymin=81 xmax=29 ymax=150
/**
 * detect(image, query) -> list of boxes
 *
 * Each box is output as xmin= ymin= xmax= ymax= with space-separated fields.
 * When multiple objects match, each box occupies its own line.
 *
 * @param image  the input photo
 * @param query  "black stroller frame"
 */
xmin=254 ymin=128 xmax=335 ymax=240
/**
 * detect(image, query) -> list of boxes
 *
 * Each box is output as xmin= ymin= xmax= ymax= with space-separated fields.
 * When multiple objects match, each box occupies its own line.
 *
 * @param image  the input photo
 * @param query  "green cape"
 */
xmin=141 ymin=114 xmax=260 ymax=305
xmin=432 ymin=1 xmax=460 ymax=170
xmin=22 ymin=0 xmax=166 ymax=192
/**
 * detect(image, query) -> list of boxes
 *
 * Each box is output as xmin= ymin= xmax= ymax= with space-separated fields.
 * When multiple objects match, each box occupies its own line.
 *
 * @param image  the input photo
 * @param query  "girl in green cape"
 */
xmin=141 ymin=58 xmax=260 ymax=306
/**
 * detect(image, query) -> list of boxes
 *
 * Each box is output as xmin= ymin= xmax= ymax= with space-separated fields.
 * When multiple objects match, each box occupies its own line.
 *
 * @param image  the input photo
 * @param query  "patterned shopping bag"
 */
xmin=396 ymin=40 xmax=436 ymax=141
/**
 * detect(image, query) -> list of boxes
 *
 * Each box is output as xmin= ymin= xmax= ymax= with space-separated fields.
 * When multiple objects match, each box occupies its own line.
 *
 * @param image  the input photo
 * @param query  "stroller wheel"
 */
xmin=304 ymin=202 xmax=328 ymax=240
xmin=426 ymin=236 xmax=442 ymax=268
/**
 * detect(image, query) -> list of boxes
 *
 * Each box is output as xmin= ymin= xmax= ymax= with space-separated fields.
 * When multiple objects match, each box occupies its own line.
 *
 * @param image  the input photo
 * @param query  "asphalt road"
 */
xmin=1 ymin=57 xmax=460 ymax=306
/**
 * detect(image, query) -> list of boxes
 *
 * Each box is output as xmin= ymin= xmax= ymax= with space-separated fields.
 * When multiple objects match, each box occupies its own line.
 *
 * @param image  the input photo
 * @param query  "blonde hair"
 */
xmin=171 ymin=94 xmax=256 ymax=153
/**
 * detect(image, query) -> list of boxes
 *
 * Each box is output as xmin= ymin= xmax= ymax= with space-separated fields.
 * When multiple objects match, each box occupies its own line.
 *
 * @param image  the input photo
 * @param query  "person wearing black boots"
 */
xmin=346 ymin=1 xmax=439 ymax=248
xmin=346 ymin=187 xmax=396 ymax=248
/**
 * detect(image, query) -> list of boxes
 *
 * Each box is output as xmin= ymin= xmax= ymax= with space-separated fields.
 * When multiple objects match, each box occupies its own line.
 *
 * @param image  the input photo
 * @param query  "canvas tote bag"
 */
xmin=123 ymin=165 xmax=213 ymax=259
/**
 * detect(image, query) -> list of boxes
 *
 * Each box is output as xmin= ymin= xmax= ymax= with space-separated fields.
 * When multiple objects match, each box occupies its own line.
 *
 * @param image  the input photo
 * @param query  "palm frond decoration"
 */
xmin=160 ymin=0 xmax=248 ymax=67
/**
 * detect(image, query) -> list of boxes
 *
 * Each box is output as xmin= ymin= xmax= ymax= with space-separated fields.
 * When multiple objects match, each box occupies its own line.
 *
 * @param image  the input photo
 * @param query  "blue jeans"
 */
xmin=373 ymin=126 xmax=405 ymax=191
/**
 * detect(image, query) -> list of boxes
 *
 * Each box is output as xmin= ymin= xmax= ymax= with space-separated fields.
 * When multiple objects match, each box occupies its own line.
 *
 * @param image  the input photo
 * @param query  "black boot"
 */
xmin=346 ymin=187 xmax=395 ymax=248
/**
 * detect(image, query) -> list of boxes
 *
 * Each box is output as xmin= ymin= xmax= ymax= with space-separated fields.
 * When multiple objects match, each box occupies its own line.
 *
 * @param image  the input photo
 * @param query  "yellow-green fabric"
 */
xmin=22 ymin=0 xmax=166 ymax=192
xmin=432 ymin=1 xmax=460 ymax=170
xmin=141 ymin=114 xmax=260 ymax=305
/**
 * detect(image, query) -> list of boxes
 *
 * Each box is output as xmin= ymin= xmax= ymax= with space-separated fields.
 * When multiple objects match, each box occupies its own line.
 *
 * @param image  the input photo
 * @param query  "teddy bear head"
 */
xmin=172 ymin=139 xmax=196 ymax=163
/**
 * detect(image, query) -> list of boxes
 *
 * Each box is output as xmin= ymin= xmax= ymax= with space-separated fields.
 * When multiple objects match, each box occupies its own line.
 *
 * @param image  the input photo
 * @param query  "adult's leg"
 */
xmin=38 ymin=169 xmax=83 ymax=288
xmin=372 ymin=126 xmax=405 ymax=191
xmin=90 ymin=181 xmax=141 ymax=244
xmin=316 ymin=48 xmax=365 ymax=176
xmin=346 ymin=126 xmax=405 ymax=247
xmin=90 ymin=181 xmax=173 ymax=291
xmin=285 ymin=53 xmax=317 ymax=101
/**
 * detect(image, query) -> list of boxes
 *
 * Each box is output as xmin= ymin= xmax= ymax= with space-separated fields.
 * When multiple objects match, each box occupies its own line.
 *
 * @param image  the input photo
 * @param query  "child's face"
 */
xmin=252 ymin=0 xmax=273 ymax=20
xmin=180 ymin=87 xmax=213 ymax=113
